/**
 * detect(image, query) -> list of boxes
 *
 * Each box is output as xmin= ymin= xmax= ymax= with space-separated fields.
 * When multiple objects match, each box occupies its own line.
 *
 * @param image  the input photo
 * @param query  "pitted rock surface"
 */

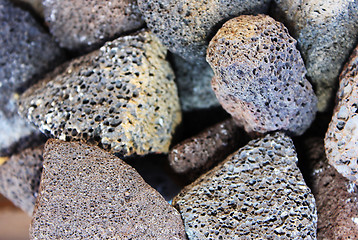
xmin=271 ymin=0 xmax=358 ymax=111
xmin=0 ymin=145 xmax=43 ymax=215
xmin=207 ymin=15 xmax=317 ymax=136
xmin=138 ymin=0 xmax=270 ymax=62
xmin=171 ymin=55 xmax=220 ymax=111
xmin=30 ymin=139 xmax=187 ymax=239
xmin=18 ymin=30 xmax=182 ymax=156
xmin=169 ymin=118 xmax=246 ymax=181
xmin=325 ymin=44 xmax=358 ymax=183
xmin=173 ymin=132 xmax=317 ymax=239
xmin=43 ymin=0 xmax=144 ymax=51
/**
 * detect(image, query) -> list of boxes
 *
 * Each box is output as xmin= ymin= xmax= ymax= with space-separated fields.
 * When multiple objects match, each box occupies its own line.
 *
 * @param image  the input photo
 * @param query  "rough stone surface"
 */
xmin=207 ymin=15 xmax=317 ymax=136
xmin=170 ymin=54 xmax=220 ymax=111
xmin=30 ymin=139 xmax=187 ymax=239
xmin=18 ymin=30 xmax=182 ymax=157
xmin=303 ymin=137 xmax=358 ymax=239
xmin=169 ymin=118 xmax=246 ymax=181
xmin=271 ymin=0 xmax=358 ymax=111
xmin=173 ymin=132 xmax=317 ymax=239
xmin=138 ymin=0 xmax=270 ymax=62
xmin=43 ymin=0 xmax=144 ymax=52
xmin=325 ymin=44 xmax=358 ymax=183
xmin=0 ymin=145 xmax=43 ymax=215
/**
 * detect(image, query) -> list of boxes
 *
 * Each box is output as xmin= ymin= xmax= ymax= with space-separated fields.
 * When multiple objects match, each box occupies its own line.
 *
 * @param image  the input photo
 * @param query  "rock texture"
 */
xmin=173 ymin=132 xmax=317 ymax=239
xmin=10 ymin=0 xmax=44 ymax=17
xmin=0 ymin=145 xmax=43 ymax=215
xmin=303 ymin=137 xmax=358 ymax=239
xmin=271 ymin=0 xmax=358 ymax=111
xmin=325 ymin=44 xmax=358 ymax=183
xmin=43 ymin=0 xmax=144 ymax=51
xmin=169 ymin=118 xmax=246 ymax=181
xmin=18 ymin=30 xmax=181 ymax=157
xmin=138 ymin=0 xmax=270 ymax=62
xmin=207 ymin=15 xmax=317 ymax=136
xmin=30 ymin=139 xmax=187 ymax=239
xmin=171 ymin=54 xmax=220 ymax=111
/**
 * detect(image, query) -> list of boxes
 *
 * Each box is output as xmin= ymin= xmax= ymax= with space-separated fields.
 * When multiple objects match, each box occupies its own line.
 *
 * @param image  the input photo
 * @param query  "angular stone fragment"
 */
xmin=173 ymin=132 xmax=317 ymax=239
xmin=18 ymin=30 xmax=181 ymax=156
xmin=169 ymin=118 xmax=246 ymax=181
xmin=138 ymin=0 xmax=270 ymax=62
xmin=325 ymin=44 xmax=358 ymax=183
xmin=271 ymin=0 xmax=358 ymax=111
xmin=207 ymin=15 xmax=317 ymax=136
xmin=30 ymin=139 xmax=186 ymax=239
xmin=0 ymin=145 xmax=43 ymax=215
xmin=171 ymin=55 xmax=220 ymax=111
xmin=43 ymin=0 xmax=144 ymax=51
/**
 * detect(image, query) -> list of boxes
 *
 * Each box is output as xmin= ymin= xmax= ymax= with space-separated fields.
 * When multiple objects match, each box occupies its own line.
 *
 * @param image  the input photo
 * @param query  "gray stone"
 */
xmin=18 ymin=30 xmax=182 ymax=157
xmin=138 ymin=0 xmax=270 ymax=62
xmin=207 ymin=15 xmax=317 ymax=136
xmin=271 ymin=0 xmax=358 ymax=111
xmin=173 ymin=132 xmax=317 ymax=239
xmin=30 ymin=139 xmax=187 ymax=239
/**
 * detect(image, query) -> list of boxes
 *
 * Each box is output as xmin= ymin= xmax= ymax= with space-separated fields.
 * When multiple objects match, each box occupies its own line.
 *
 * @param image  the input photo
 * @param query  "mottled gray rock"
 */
xmin=171 ymin=55 xmax=220 ymax=111
xmin=138 ymin=0 xmax=270 ymax=62
xmin=325 ymin=44 xmax=358 ymax=183
xmin=169 ymin=118 xmax=246 ymax=181
xmin=43 ymin=0 xmax=144 ymax=52
xmin=0 ymin=145 xmax=43 ymax=215
xmin=18 ymin=30 xmax=181 ymax=157
xmin=30 ymin=139 xmax=187 ymax=239
xmin=207 ymin=15 xmax=317 ymax=136
xmin=271 ymin=0 xmax=358 ymax=111
xmin=173 ymin=132 xmax=317 ymax=239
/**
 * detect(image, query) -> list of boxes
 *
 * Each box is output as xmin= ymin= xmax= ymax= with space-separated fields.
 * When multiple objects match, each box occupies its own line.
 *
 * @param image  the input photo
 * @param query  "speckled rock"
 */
xmin=171 ymin=54 xmax=220 ymax=111
xmin=30 ymin=139 xmax=186 ymax=239
xmin=43 ymin=0 xmax=144 ymax=52
xmin=138 ymin=0 xmax=270 ymax=62
xmin=325 ymin=44 xmax=358 ymax=183
xmin=271 ymin=0 xmax=358 ymax=112
xmin=303 ymin=137 xmax=358 ymax=239
xmin=169 ymin=118 xmax=246 ymax=181
xmin=18 ymin=30 xmax=182 ymax=156
xmin=207 ymin=15 xmax=317 ymax=136
xmin=173 ymin=132 xmax=317 ymax=239
xmin=0 ymin=145 xmax=43 ymax=215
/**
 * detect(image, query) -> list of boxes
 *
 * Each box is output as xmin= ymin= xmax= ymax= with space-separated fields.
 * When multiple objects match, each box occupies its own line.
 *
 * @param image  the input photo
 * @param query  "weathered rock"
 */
xmin=138 ymin=0 xmax=270 ymax=62
xmin=10 ymin=0 xmax=44 ymax=17
xmin=303 ymin=137 xmax=358 ymax=239
xmin=271 ymin=0 xmax=358 ymax=111
xmin=170 ymin=54 xmax=220 ymax=111
xmin=173 ymin=132 xmax=317 ymax=239
xmin=0 ymin=145 xmax=43 ymax=215
xmin=169 ymin=118 xmax=246 ymax=181
xmin=207 ymin=15 xmax=317 ymax=136
xmin=18 ymin=30 xmax=182 ymax=157
xmin=325 ymin=44 xmax=358 ymax=183
xmin=43 ymin=0 xmax=144 ymax=52
xmin=30 ymin=139 xmax=187 ymax=239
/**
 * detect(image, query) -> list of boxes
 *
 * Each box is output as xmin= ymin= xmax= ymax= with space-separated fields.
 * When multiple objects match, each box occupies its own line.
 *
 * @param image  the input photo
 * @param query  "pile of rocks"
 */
xmin=1 ymin=0 xmax=357 ymax=239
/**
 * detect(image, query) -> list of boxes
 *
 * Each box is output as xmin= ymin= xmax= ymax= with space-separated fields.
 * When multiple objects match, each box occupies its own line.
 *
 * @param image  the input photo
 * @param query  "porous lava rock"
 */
xmin=138 ymin=0 xmax=270 ymax=62
xmin=18 ymin=30 xmax=182 ymax=156
xmin=169 ymin=118 xmax=246 ymax=181
xmin=30 ymin=139 xmax=187 ymax=239
xmin=271 ymin=0 xmax=358 ymax=111
xmin=43 ymin=0 xmax=144 ymax=52
xmin=207 ymin=15 xmax=317 ymax=136
xmin=325 ymin=44 xmax=358 ymax=183
xmin=173 ymin=132 xmax=317 ymax=239
xmin=0 ymin=145 xmax=43 ymax=215
xmin=171 ymin=54 xmax=220 ymax=111
xmin=303 ymin=137 xmax=358 ymax=239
